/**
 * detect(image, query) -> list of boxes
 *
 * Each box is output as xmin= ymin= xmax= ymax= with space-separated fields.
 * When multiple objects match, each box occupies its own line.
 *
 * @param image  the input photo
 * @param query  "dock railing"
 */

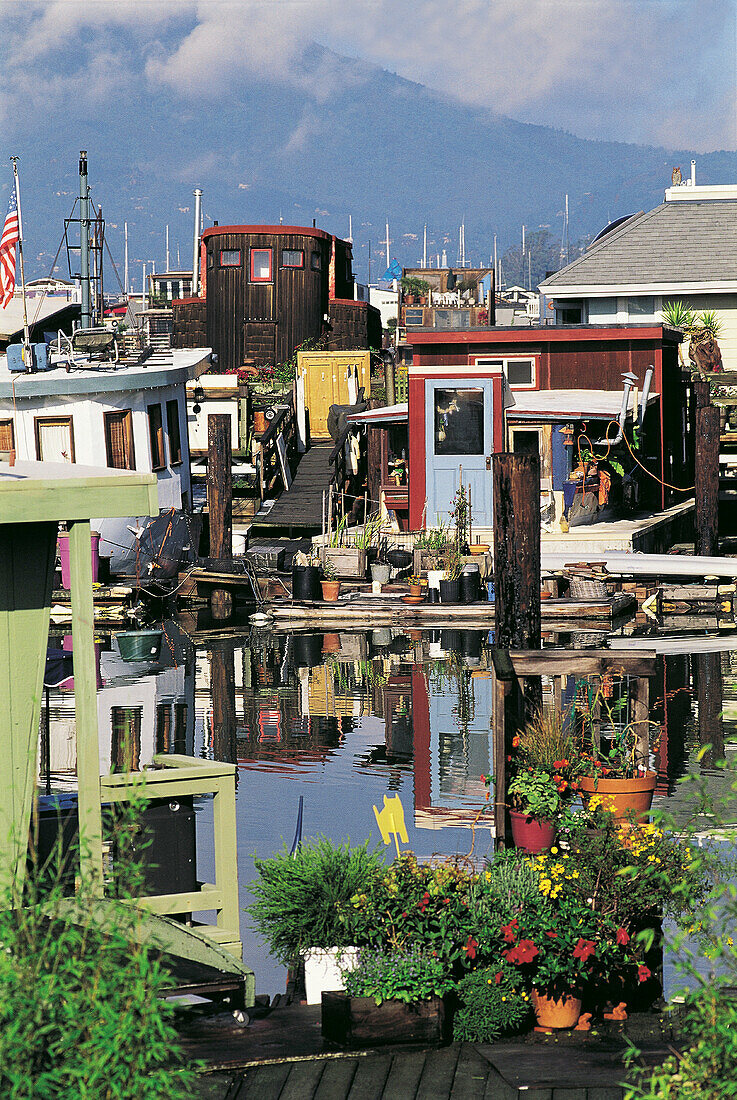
xmin=99 ymin=754 xmax=241 ymax=957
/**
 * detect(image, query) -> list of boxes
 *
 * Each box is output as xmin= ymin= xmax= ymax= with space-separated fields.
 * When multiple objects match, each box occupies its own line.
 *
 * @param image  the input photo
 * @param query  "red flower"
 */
xmin=553 ymin=759 xmax=569 ymax=769
xmin=501 ymin=918 xmax=519 ymax=943
xmin=545 ymin=930 xmax=558 ymax=939
xmin=506 ymin=754 xmax=512 ymax=762
xmin=417 ymin=891 xmax=430 ymax=912
xmin=494 ymin=971 xmax=503 ymax=985
xmin=505 ymin=939 xmax=539 ymax=965
xmin=464 ymin=936 xmax=478 ymax=960
xmin=480 ymin=774 xmax=487 ymax=784
xmin=616 ymin=928 xmax=630 ymax=946
xmin=573 ymin=938 xmax=596 ymax=962
xmin=443 ymin=898 xmax=450 ymax=905
xmin=637 ymin=965 xmax=652 ymax=983
xmin=512 ymin=735 xmax=520 ymax=748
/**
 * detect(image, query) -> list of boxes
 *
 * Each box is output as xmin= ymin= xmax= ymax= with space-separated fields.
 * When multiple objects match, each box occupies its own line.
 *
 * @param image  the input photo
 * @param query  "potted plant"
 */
xmin=322 ymin=947 xmax=454 ymax=1047
xmin=506 ymin=769 xmax=564 ymax=853
xmin=571 ymin=708 xmax=657 ymax=823
xmin=322 ymin=515 xmax=368 ymax=579
xmin=246 ymin=838 xmax=384 ymax=1005
xmin=321 ymin=559 xmax=342 ymax=602
xmin=439 ymin=552 xmax=462 ymax=603
xmin=407 ymin=575 xmax=423 ymax=598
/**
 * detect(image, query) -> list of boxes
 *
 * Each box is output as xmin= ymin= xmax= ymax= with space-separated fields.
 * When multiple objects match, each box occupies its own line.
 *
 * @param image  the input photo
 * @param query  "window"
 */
xmin=627 ymin=296 xmax=654 ymax=318
xmin=111 ymin=706 xmax=141 ymax=772
xmin=310 ymin=250 xmax=322 ymax=271
xmin=0 ymin=418 xmax=14 ymax=452
xmin=405 ymin=308 xmax=424 ymax=326
xmin=220 ymin=249 xmax=241 ymax=267
xmin=434 ymin=388 xmax=484 ymax=456
xmin=558 ymin=302 xmax=583 ymax=324
xmin=166 ymin=399 xmax=182 ymax=465
xmin=147 ymin=404 xmax=165 ymax=470
xmin=475 ymin=356 xmax=536 ymax=388
xmin=434 ymin=309 xmax=471 ymax=329
xmin=250 ymin=248 xmax=272 ymax=281
xmin=104 ymin=410 xmax=135 ymax=470
xmin=35 ymin=417 xmax=75 ymax=463
xmin=281 ymin=249 xmax=304 ymax=268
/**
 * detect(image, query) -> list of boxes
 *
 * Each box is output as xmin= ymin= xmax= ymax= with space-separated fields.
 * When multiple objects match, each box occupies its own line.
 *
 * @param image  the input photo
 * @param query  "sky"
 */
xmin=1 ymin=0 xmax=736 ymax=153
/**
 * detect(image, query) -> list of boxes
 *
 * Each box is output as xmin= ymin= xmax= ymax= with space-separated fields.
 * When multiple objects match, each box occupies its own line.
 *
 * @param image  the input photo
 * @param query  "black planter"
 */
xmin=292 ymin=632 xmax=324 ymax=667
xmin=459 ymin=572 xmax=480 ymax=604
xmin=439 ymin=578 xmax=460 ymax=603
xmin=292 ymin=565 xmax=321 ymax=602
xmin=460 ymin=630 xmax=483 ymax=658
xmin=426 ymin=587 xmax=441 ymax=604
xmin=440 ymin=629 xmax=461 ymax=652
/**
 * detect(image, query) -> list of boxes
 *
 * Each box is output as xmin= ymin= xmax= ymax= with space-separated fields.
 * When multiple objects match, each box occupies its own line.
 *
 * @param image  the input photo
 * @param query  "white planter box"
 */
xmin=304 ymin=947 xmax=358 ymax=1006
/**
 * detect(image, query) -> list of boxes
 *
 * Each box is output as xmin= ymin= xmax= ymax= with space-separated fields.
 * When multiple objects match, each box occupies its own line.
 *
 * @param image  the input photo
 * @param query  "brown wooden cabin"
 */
xmin=172 ymin=225 xmax=380 ymax=374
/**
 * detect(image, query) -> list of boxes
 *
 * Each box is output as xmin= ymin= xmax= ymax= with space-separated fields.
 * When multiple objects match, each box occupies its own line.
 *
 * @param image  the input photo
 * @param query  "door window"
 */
xmin=434 ymin=388 xmax=484 ymax=455
xmin=36 ymin=417 xmax=75 ymax=463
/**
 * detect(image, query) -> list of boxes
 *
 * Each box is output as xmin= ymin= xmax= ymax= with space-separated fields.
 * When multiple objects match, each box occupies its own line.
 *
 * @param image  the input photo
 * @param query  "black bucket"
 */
xmin=459 ymin=571 xmax=480 ymax=604
xmin=439 ymin=579 xmax=460 ymax=603
xmin=292 ymin=565 xmax=321 ymax=602
xmin=292 ymin=632 xmax=324 ymax=667
xmin=440 ymin=629 xmax=461 ymax=652
xmin=427 ymin=587 xmax=441 ymax=603
xmin=460 ymin=630 xmax=483 ymax=658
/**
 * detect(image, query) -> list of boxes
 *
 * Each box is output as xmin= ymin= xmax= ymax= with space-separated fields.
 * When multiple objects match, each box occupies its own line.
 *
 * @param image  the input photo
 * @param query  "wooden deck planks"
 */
xmin=415 ymin=1047 xmax=462 ymax=1099
xmin=446 ymin=1045 xmax=492 ymax=1100
xmin=381 ymin=1050 xmax=430 ymax=1100
xmin=278 ymin=1058 xmax=328 ymax=1100
xmin=253 ymin=441 xmax=333 ymax=533
xmin=313 ymin=1058 xmax=362 ymax=1099
xmin=346 ymin=1054 xmax=394 ymax=1100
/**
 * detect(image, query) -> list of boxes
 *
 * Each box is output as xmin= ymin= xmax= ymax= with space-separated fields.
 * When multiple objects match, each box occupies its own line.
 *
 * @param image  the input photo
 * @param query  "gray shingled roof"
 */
xmin=540 ymin=200 xmax=737 ymax=289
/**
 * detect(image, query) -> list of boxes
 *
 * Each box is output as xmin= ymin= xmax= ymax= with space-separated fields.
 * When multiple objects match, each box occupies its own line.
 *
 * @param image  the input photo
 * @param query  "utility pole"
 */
xmin=79 ymin=150 xmax=92 ymax=330
xmin=166 ymin=224 xmax=170 ymax=272
xmin=385 ymin=220 xmax=390 ymax=271
xmin=423 ymin=224 xmax=427 ymax=269
xmin=124 ymin=222 xmax=129 ymax=296
xmin=192 ymin=188 xmax=203 ymax=296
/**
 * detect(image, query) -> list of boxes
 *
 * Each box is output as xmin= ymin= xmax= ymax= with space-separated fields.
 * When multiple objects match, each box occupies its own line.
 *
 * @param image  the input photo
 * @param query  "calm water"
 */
xmin=43 ymin=620 xmax=737 ymax=998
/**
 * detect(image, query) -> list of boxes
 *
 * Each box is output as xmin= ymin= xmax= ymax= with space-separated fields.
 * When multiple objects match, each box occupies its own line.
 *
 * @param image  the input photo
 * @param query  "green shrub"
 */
xmin=246 ymin=837 xmax=384 ymax=964
xmin=453 ymin=965 xmax=531 ymax=1042
xmin=0 ymin=802 xmax=197 ymax=1098
xmin=343 ymin=947 xmax=455 ymax=1005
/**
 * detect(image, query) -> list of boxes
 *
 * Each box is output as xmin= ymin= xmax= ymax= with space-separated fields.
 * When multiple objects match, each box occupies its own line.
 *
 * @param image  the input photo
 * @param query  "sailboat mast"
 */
xmin=79 ymin=150 xmax=92 ymax=329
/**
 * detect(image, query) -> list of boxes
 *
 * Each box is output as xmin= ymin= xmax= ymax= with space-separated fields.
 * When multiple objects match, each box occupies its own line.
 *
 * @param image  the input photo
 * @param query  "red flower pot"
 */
xmin=531 ymin=990 xmax=582 ymax=1029
xmin=509 ymin=810 xmax=556 ymax=854
xmin=578 ymin=771 xmax=657 ymax=822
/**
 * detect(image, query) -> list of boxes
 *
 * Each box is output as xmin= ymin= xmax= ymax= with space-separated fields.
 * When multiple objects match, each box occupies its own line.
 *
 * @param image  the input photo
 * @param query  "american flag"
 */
xmin=0 ymin=185 xmax=19 ymax=308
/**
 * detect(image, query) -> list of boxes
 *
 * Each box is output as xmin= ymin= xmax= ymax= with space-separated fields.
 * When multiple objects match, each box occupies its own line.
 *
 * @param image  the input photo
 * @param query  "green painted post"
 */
xmin=0 ymin=522 xmax=56 ymax=896
xmin=212 ymin=768 xmax=240 ymax=941
xmin=68 ymin=520 xmax=104 ymax=891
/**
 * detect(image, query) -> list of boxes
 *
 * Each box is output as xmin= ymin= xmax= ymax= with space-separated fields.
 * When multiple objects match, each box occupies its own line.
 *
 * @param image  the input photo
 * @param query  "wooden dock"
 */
xmin=250 ymin=441 xmax=333 ymax=537
xmin=267 ymin=592 xmax=636 ymax=629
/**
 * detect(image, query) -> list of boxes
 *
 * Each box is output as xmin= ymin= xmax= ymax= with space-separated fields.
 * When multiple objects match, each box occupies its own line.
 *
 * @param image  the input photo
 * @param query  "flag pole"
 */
xmin=10 ymin=157 xmax=31 ymax=362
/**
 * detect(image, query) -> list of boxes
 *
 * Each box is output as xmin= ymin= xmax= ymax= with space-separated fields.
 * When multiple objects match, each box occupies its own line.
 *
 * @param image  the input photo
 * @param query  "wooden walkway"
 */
xmin=198 ymin=1040 xmax=651 ymax=1098
xmin=251 ymin=441 xmax=333 ymax=537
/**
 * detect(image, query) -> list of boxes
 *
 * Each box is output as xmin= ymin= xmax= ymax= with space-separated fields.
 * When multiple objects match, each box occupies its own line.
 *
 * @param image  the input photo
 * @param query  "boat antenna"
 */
xmin=79 ymin=150 xmax=92 ymax=329
xmin=10 ymin=156 xmax=31 ymax=365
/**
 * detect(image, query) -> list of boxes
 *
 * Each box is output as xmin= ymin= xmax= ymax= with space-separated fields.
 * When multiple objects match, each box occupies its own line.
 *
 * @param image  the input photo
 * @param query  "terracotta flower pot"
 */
xmin=531 ymin=989 xmax=582 ymax=1029
xmin=322 ymin=633 xmax=341 ymax=653
xmin=509 ymin=809 xmax=556 ymax=854
xmin=409 ymin=584 xmax=423 ymax=597
xmin=578 ymin=771 xmax=657 ymax=822
xmin=321 ymin=580 xmax=341 ymax=602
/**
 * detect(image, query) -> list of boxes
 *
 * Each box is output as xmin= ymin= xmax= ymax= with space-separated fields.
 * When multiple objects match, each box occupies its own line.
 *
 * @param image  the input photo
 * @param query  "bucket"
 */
xmin=57 ymin=530 xmax=101 ymax=591
xmin=459 ymin=571 xmax=480 ymax=604
xmin=117 ymin=630 xmax=163 ymax=662
xmin=487 ymin=580 xmax=495 ymax=602
xmin=292 ymin=633 xmax=324 ymax=667
xmin=292 ymin=565 xmax=321 ymax=602
xmin=232 ymin=533 xmax=247 ymax=556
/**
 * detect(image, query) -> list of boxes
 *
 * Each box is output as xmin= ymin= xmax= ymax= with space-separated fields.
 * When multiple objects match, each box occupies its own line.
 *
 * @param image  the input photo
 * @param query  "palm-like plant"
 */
xmin=661 ymin=300 xmax=696 ymax=329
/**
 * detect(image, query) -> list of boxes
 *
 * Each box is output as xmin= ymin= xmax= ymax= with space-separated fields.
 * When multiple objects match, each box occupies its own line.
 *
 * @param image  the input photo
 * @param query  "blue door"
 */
xmin=424 ymin=378 xmax=494 ymax=528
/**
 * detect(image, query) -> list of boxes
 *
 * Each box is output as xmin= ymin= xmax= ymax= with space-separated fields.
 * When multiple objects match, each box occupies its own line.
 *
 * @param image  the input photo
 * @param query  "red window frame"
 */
xmin=281 ymin=248 xmax=304 ymax=269
xmin=250 ymin=248 xmax=273 ymax=282
xmin=219 ymin=249 xmax=241 ymax=267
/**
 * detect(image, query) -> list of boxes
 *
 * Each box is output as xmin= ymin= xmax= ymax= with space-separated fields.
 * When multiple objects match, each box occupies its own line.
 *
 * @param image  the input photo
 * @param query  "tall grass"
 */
xmin=517 ymin=707 xmax=576 ymax=773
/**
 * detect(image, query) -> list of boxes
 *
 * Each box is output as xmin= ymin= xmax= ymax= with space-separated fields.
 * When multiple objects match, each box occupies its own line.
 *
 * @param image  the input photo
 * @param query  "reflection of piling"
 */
xmin=208 ymin=414 xmax=233 ymax=619
xmin=694 ymin=379 xmax=719 ymax=557
xmin=210 ymin=643 xmax=237 ymax=765
xmin=694 ymin=650 xmax=725 ymax=766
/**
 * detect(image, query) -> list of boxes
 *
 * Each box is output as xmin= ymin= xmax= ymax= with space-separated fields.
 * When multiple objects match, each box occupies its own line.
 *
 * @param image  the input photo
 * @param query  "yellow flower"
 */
xmin=571 ymin=870 xmax=579 ymax=879
xmin=727 ymin=937 xmax=734 ymax=947
xmin=550 ymin=847 xmax=558 ymax=855
xmin=539 ymin=878 xmax=552 ymax=896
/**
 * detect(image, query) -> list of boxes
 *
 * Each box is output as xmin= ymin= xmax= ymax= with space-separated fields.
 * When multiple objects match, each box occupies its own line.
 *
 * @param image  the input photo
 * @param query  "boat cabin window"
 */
xmin=405 ymin=308 xmax=424 ymax=326
xmin=220 ymin=249 xmax=241 ymax=267
xmin=434 ymin=388 xmax=484 ymax=456
xmin=250 ymin=248 xmax=273 ymax=282
xmin=104 ymin=410 xmax=135 ymax=470
xmin=166 ymin=399 xmax=182 ymax=465
xmin=111 ymin=706 xmax=142 ymax=772
xmin=0 ymin=418 xmax=14 ymax=452
xmin=281 ymin=249 xmax=304 ymax=268
xmin=475 ymin=356 xmax=536 ymax=388
xmin=35 ymin=417 xmax=75 ymax=463
xmin=310 ymin=251 xmax=322 ymax=271
xmin=147 ymin=403 xmax=166 ymax=471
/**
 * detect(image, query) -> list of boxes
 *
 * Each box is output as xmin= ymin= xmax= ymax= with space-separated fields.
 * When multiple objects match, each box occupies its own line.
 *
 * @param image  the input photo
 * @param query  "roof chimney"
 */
xmin=691 ymin=160 xmax=696 ymax=186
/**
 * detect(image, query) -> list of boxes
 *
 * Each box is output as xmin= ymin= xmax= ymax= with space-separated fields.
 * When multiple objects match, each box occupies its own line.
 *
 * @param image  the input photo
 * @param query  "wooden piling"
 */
xmin=210 ymin=642 xmax=237 ymax=764
xmin=208 ymin=414 xmax=233 ymax=620
xmin=694 ymin=650 xmax=725 ymax=766
xmin=694 ymin=403 xmax=720 ymax=557
xmin=385 ymin=353 xmax=396 ymax=407
xmin=492 ymin=454 xmax=541 ymax=649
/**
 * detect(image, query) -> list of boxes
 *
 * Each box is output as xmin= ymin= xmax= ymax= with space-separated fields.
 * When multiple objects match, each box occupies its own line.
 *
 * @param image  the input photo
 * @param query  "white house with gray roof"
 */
xmin=539 ymin=174 xmax=737 ymax=366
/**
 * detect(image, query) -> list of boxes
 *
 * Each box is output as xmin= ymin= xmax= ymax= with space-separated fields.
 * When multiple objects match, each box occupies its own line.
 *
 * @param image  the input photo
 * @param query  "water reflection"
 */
xmin=40 ymin=623 xmax=737 ymax=994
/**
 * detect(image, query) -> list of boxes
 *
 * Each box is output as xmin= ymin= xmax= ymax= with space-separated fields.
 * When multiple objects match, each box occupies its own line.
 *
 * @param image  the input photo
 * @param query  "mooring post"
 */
xmin=492 ymin=453 xmax=541 ymax=650
xmin=492 ymin=453 xmax=541 ymax=849
xmin=694 ymin=390 xmax=720 ymax=557
xmin=208 ymin=413 xmax=233 ymax=620
xmin=210 ymin=641 xmax=237 ymax=765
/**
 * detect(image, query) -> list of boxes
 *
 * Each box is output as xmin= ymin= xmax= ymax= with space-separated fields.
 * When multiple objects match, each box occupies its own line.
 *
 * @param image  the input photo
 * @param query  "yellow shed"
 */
xmin=298 ymin=350 xmax=371 ymax=439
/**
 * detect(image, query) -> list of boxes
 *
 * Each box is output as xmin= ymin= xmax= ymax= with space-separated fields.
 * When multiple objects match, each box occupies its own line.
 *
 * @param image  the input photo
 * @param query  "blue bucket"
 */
xmin=487 ymin=580 xmax=495 ymax=602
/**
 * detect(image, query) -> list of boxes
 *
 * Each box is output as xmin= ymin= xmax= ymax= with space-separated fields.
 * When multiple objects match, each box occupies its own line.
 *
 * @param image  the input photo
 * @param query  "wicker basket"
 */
xmin=568 ymin=574 xmax=608 ymax=599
